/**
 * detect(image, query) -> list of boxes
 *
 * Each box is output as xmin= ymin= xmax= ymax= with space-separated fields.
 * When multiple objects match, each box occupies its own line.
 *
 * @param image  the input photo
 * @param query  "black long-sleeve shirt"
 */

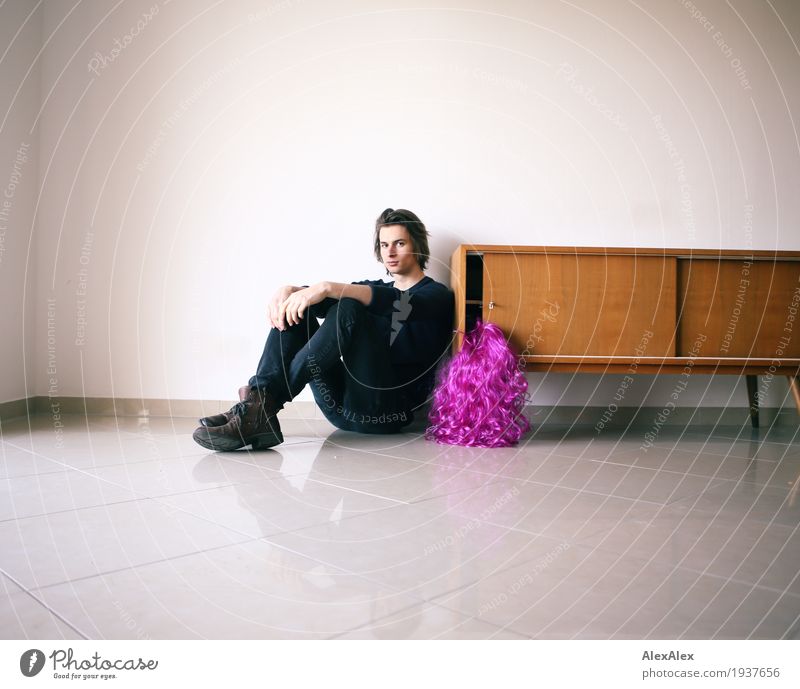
xmin=310 ymin=276 xmax=454 ymax=407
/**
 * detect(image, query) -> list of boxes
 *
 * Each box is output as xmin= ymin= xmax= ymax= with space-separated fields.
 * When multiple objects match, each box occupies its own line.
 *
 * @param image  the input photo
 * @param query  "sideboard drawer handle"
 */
xmin=488 ymin=301 xmax=495 ymax=310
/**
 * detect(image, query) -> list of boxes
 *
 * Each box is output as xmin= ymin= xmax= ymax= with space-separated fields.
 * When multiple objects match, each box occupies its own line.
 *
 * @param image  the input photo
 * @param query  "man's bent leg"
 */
xmin=301 ymin=299 xmax=411 ymax=433
xmin=249 ymin=316 xmax=321 ymax=403
xmin=198 ymin=317 xmax=320 ymax=428
xmin=195 ymin=299 xmax=405 ymax=448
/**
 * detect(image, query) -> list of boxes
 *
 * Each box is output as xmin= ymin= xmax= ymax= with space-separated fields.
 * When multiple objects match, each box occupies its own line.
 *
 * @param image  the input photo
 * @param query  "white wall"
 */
xmin=0 ymin=1 xmax=41 ymax=405
xmin=8 ymin=0 xmax=800 ymax=408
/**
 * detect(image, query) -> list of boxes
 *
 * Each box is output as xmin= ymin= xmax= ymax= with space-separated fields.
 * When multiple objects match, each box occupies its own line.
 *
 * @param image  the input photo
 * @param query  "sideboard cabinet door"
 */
xmin=482 ymin=252 xmax=677 ymax=357
xmin=677 ymin=258 xmax=800 ymax=358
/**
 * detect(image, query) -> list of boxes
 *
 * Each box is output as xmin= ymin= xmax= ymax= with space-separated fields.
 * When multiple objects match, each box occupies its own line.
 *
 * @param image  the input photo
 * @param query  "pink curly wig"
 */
xmin=425 ymin=319 xmax=530 ymax=447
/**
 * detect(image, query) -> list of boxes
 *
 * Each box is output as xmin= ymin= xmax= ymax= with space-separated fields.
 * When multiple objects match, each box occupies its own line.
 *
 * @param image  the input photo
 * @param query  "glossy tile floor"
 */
xmin=1 ymin=412 xmax=799 ymax=639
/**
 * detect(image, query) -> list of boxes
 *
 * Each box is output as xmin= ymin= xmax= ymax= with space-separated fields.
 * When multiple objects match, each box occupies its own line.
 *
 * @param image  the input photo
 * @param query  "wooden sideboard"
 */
xmin=450 ymin=245 xmax=800 ymax=426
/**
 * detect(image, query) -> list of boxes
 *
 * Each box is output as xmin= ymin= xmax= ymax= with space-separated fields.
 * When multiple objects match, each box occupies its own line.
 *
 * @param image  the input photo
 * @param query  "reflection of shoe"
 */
xmin=198 ymin=385 xmax=252 ymax=427
xmin=192 ymin=388 xmax=283 ymax=451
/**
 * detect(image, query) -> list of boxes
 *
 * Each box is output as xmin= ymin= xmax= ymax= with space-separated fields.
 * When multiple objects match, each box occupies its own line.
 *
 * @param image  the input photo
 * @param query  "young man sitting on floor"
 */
xmin=193 ymin=208 xmax=455 ymax=451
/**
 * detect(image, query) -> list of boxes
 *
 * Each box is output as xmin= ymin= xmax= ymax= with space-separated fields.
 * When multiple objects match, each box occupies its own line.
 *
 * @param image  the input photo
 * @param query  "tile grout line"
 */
xmin=0 ymin=567 xmax=90 ymax=640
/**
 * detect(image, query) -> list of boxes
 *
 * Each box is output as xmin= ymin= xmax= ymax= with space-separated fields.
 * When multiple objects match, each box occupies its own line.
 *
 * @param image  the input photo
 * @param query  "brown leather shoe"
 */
xmin=192 ymin=387 xmax=283 ymax=451
xmin=198 ymin=385 xmax=252 ymax=427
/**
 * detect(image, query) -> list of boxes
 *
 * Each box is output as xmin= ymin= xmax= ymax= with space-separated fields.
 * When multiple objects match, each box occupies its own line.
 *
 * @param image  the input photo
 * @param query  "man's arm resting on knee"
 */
xmin=279 ymin=281 xmax=373 ymax=328
xmin=322 ymin=281 xmax=372 ymax=306
xmin=304 ymin=282 xmax=374 ymax=321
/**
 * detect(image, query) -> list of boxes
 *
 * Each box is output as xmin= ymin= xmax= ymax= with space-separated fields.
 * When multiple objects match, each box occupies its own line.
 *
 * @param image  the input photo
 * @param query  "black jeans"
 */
xmin=248 ymin=298 xmax=413 ymax=433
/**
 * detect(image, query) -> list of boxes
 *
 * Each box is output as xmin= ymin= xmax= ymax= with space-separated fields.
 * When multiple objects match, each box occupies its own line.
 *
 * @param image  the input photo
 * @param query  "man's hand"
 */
xmin=277 ymin=282 xmax=330 ymax=329
xmin=268 ymin=285 xmax=297 ymax=330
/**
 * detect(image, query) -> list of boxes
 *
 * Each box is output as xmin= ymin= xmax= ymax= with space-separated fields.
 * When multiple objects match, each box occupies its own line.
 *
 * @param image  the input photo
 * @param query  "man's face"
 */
xmin=379 ymin=224 xmax=419 ymax=276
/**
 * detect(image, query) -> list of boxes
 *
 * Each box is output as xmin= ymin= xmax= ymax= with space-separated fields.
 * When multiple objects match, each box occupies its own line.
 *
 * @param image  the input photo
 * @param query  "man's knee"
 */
xmin=315 ymin=297 xmax=367 ymax=338
xmin=333 ymin=298 xmax=369 ymax=332
xmin=336 ymin=297 xmax=367 ymax=319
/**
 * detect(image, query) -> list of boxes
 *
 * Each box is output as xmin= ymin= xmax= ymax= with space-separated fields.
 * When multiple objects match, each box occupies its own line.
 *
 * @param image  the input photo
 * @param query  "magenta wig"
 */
xmin=425 ymin=320 xmax=530 ymax=447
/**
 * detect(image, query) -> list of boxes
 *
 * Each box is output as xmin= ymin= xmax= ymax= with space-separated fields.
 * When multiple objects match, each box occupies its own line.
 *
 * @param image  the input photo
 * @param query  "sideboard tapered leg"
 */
xmin=788 ymin=376 xmax=800 ymax=418
xmin=746 ymin=375 xmax=759 ymax=428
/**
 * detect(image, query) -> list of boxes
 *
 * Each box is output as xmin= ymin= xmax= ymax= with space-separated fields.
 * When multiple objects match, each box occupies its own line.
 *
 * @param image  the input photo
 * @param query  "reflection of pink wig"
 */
xmin=425 ymin=320 xmax=530 ymax=447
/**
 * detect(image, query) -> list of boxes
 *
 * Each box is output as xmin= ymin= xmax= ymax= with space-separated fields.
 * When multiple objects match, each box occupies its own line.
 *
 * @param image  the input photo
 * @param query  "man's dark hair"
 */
xmin=374 ymin=208 xmax=431 ymax=271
